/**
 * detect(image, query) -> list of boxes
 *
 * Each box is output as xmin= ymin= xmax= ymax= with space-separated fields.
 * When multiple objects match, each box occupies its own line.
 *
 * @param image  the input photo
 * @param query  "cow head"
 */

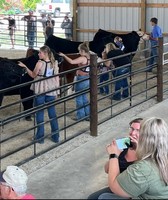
xmin=137 ymin=30 xmax=150 ymax=43
xmin=0 ymin=58 xmax=25 ymax=81
xmin=25 ymin=48 xmax=64 ymax=65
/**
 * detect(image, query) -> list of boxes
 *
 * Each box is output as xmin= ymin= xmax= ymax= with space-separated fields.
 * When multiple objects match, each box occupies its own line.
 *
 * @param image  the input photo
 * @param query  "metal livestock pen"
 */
xmin=1 ymin=37 xmax=168 ymax=171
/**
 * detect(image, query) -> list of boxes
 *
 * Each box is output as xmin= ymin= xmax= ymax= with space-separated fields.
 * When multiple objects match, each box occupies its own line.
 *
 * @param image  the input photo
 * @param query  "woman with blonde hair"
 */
xmin=59 ymin=42 xmax=90 ymax=121
xmin=18 ymin=45 xmax=60 ymax=144
xmin=98 ymin=117 xmax=168 ymax=199
xmin=99 ymin=43 xmax=118 ymax=95
xmin=103 ymin=42 xmax=131 ymax=101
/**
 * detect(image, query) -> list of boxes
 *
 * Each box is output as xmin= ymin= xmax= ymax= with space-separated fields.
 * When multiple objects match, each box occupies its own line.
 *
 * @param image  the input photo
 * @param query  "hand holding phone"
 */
xmin=116 ymin=137 xmax=130 ymax=150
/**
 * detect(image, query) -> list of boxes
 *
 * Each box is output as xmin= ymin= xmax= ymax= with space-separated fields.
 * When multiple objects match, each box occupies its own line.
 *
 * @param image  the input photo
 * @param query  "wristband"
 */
xmin=109 ymin=153 xmax=119 ymax=159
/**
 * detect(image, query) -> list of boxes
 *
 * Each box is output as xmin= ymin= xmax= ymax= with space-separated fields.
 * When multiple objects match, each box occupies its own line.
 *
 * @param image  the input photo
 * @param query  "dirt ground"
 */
xmin=0 ymin=48 xmax=165 ymax=171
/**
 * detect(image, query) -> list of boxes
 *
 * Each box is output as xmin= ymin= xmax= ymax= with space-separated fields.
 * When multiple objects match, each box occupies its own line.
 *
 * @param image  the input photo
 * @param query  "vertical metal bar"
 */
xmin=157 ymin=37 xmax=163 ymax=102
xmin=129 ymin=53 xmax=133 ymax=107
xmin=90 ymin=53 xmax=98 ymax=136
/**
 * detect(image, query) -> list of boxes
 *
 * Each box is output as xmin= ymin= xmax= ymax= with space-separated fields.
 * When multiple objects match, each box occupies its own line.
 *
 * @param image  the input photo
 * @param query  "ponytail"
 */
xmin=40 ymin=45 xmax=56 ymax=68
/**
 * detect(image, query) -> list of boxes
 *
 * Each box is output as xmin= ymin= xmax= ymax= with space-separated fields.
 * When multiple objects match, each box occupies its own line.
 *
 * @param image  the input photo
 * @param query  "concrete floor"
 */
xmin=26 ymin=99 xmax=168 ymax=199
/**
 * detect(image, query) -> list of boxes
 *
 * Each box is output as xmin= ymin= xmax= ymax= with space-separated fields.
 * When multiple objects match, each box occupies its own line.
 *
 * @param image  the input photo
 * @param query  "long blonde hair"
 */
xmin=104 ymin=42 xmax=118 ymax=54
xmin=40 ymin=45 xmax=55 ymax=67
xmin=78 ymin=41 xmax=90 ymax=53
xmin=137 ymin=117 xmax=168 ymax=184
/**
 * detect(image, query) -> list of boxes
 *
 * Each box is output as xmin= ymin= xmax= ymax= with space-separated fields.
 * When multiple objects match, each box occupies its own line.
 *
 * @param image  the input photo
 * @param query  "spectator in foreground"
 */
xmin=88 ymin=118 xmax=143 ymax=199
xmin=0 ymin=165 xmax=35 ymax=199
xmin=98 ymin=117 xmax=168 ymax=199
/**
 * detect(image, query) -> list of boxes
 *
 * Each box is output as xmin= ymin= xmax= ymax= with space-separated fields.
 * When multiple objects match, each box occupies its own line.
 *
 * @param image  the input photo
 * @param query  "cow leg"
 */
xmin=20 ymin=86 xmax=34 ymax=121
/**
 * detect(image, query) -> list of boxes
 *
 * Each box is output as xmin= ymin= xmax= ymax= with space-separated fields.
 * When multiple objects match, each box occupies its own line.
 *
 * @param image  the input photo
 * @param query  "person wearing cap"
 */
xmin=21 ymin=10 xmax=37 ymax=48
xmin=61 ymin=15 xmax=72 ymax=40
xmin=3 ymin=15 xmax=16 ymax=49
xmin=0 ymin=165 xmax=35 ymax=199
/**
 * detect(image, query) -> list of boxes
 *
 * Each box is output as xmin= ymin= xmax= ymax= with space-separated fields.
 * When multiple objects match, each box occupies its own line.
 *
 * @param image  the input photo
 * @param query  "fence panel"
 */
xmin=0 ymin=38 xmax=166 ymax=171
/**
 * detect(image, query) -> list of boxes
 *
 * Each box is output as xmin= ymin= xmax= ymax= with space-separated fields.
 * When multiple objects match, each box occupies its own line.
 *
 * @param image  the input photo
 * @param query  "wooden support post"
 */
xmin=72 ymin=0 xmax=77 ymax=41
xmin=141 ymin=0 xmax=146 ymax=32
xmin=89 ymin=53 xmax=98 ymax=136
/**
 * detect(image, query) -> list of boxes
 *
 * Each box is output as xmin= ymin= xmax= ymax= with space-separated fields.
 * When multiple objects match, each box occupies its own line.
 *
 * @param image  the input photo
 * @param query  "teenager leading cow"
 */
xmin=102 ymin=43 xmax=131 ymax=101
xmin=147 ymin=17 xmax=162 ymax=72
xmin=59 ymin=42 xmax=90 ymax=121
xmin=18 ymin=45 xmax=60 ymax=144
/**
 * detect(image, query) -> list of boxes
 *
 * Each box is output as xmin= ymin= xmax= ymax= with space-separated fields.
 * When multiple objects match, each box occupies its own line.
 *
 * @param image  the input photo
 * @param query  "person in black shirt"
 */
xmin=3 ymin=15 xmax=16 ymax=49
xmin=103 ymin=43 xmax=131 ymax=100
xmin=87 ymin=118 xmax=143 ymax=200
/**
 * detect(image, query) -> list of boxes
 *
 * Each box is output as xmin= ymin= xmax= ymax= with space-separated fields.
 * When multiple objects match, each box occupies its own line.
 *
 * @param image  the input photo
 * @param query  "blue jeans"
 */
xmin=113 ymin=67 xmax=129 ymax=100
xmin=27 ymin=31 xmax=35 ymax=48
xmin=100 ymin=72 xmax=109 ymax=94
xmin=149 ymin=40 xmax=158 ymax=68
xmin=88 ymin=187 xmax=112 ymax=199
xmin=34 ymin=95 xmax=59 ymax=143
xmin=75 ymin=76 xmax=90 ymax=119
xmin=98 ymin=193 xmax=129 ymax=199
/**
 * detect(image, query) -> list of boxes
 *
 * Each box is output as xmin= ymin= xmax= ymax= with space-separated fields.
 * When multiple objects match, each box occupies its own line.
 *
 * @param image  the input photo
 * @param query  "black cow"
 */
xmin=92 ymin=29 xmax=141 ymax=55
xmin=0 ymin=51 xmax=63 ymax=120
xmin=0 ymin=54 xmax=39 ymax=119
xmin=45 ymin=29 xmax=141 ymax=57
xmin=0 ymin=58 xmax=26 ymax=105
xmin=0 ymin=29 xmax=140 ymax=120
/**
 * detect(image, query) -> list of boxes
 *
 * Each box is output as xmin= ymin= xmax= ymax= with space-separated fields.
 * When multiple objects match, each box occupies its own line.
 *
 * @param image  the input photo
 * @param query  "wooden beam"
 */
xmin=78 ymin=3 xmax=141 ymax=8
xmin=78 ymin=2 xmax=168 ymax=8
xmin=141 ymin=0 xmax=146 ymax=32
xmin=72 ymin=0 xmax=77 ymax=41
xmin=147 ymin=3 xmax=168 ymax=8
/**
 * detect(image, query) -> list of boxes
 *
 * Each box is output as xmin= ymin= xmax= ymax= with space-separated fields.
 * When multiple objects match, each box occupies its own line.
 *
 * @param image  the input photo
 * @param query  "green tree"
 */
xmin=0 ymin=0 xmax=24 ymax=11
xmin=21 ymin=0 xmax=41 ymax=10
xmin=0 ymin=0 xmax=10 ymax=9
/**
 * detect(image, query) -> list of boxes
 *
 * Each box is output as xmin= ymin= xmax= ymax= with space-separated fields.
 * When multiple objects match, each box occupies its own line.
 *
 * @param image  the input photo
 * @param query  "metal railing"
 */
xmin=0 ymin=37 xmax=166 ymax=170
xmin=0 ymin=14 xmax=70 ymax=49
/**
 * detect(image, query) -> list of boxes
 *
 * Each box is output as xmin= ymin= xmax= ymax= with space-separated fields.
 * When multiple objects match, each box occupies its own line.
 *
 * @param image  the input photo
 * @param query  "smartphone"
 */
xmin=116 ymin=137 xmax=130 ymax=150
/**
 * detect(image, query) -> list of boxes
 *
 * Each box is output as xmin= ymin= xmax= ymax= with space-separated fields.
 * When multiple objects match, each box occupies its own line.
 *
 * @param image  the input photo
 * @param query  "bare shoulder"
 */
xmin=36 ymin=60 xmax=44 ymax=68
